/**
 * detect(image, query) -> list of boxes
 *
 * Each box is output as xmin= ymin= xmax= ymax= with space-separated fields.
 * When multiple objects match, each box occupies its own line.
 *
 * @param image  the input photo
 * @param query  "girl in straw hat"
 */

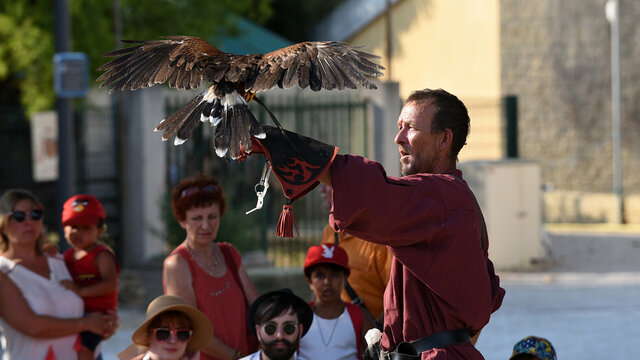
xmin=126 ymin=295 xmax=213 ymax=360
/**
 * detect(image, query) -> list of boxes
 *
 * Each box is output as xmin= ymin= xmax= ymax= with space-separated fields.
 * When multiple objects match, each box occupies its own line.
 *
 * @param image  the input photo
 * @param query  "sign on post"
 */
xmin=54 ymin=52 xmax=89 ymax=98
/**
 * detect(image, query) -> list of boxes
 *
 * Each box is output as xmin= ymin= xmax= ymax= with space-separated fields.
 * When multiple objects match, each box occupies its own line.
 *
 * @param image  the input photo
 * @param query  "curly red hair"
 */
xmin=171 ymin=175 xmax=226 ymax=222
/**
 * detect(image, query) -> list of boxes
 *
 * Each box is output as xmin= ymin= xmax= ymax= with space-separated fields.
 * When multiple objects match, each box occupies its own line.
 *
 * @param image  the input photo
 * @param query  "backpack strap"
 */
xmin=345 ymin=302 xmax=364 ymax=360
xmin=334 ymin=232 xmax=383 ymax=330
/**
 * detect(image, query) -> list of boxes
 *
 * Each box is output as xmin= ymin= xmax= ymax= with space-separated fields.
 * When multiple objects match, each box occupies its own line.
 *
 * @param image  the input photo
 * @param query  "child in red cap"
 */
xmin=298 ymin=243 xmax=374 ymax=360
xmin=60 ymin=194 xmax=120 ymax=360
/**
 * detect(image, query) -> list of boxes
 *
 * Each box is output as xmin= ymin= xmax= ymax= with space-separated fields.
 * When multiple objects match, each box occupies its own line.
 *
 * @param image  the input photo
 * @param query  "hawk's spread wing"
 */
xmin=97 ymin=36 xmax=230 ymax=93
xmin=249 ymin=41 xmax=384 ymax=92
xmin=97 ymin=36 xmax=384 ymax=159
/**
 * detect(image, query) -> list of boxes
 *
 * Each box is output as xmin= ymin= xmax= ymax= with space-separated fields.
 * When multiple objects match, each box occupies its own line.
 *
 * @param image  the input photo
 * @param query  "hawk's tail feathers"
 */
xmin=154 ymin=90 xmax=222 ymax=145
xmin=213 ymin=92 xmax=264 ymax=159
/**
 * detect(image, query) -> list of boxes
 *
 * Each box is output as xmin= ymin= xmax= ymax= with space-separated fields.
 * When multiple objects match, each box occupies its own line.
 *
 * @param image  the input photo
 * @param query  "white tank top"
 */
xmin=0 ymin=256 xmax=84 ymax=360
xmin=298 ymin=307 xmax=358 ymax=360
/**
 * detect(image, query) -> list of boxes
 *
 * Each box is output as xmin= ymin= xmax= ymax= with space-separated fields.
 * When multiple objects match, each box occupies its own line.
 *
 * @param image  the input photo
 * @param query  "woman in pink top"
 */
xmin=163 ymin=175 xmax=260 ymax=360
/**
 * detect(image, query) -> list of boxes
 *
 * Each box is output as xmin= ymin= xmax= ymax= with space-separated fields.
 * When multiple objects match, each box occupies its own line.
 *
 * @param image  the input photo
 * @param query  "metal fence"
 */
xmin=0 ymin=90 xmax=506 ymax=268
xmin=165 ymin=89 xmax=370 ymax=267
xmin=77 ymin=98 xmax=121 ymax=256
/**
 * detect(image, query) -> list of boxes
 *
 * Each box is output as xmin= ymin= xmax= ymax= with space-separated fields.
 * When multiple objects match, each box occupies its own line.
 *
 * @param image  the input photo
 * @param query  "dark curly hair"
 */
xmin=171 ymin=175 xmax=227 ymax=222
xmin=406 ymin=88 xmax=470 ymax=161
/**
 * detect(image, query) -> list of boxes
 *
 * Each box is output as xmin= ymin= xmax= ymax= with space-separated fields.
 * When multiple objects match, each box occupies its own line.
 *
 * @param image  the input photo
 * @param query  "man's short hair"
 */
xmin=253 ymin=292 xmax=306 ymax=325
xmin=406 ymin=88 xmax=470 ymax=161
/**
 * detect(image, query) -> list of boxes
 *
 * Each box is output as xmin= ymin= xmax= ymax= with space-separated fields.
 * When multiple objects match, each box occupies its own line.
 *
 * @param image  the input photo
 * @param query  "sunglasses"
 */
xmin=152 ymin=328 xmax=193 ymax=342
xmin=180 ymin=184 xmax=218 ymax=198
xmin=11 ymin=210 xmax=44 ymax=222
xmin=262 ymin=322 xmax=298 ymax=336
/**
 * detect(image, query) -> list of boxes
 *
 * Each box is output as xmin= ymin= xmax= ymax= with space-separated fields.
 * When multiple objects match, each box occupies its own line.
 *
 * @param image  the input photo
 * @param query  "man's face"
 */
xmin=394 ymin=100 xmax=446 ymax=175
xmin=257 ymin=310 xmax=301 ymax=360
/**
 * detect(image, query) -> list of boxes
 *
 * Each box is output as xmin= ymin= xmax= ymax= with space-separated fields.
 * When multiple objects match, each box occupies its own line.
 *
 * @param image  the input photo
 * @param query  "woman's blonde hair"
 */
xmin=0 ymin=189 xmax=45 ymax=254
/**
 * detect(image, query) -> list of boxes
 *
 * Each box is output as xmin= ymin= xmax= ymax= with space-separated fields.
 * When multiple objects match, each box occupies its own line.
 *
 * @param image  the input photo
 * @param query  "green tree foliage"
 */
xmin=0 ymin=0 xmax=273 ymax=116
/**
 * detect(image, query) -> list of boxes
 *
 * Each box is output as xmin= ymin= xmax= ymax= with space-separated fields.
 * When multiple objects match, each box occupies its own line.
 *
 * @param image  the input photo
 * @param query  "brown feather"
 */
xmin=98 ymin=37 xmax=384 ymax=158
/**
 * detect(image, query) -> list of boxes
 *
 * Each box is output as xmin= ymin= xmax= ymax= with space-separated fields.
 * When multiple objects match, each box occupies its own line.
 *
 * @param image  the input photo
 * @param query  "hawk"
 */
xmin=97 ymin=36 xmax=384 ymax=159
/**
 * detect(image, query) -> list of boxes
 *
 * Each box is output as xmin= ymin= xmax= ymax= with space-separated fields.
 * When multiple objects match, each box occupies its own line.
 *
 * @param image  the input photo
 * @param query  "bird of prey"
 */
xmin=97 ymin=36 xmax=384 ymax=159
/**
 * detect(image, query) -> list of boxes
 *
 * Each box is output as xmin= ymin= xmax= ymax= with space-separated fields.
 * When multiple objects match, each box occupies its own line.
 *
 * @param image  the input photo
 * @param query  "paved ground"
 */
xmin=475 ymin=272 xmax=640 ymax=359
xmin=100 ymin=227 xmax=640 ymax=359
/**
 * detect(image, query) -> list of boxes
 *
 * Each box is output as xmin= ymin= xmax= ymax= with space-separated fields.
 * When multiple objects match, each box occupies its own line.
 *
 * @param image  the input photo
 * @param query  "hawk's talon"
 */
xmin=243 ymin=92 xmax=256 ymax=102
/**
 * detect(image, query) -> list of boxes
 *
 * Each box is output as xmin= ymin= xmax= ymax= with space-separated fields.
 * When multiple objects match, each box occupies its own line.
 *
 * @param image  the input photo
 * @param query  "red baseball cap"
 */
xmin=62 ymin=194 xmax=106 ymax=226
xmin=304 ymin=243 xmax=350 ymax=276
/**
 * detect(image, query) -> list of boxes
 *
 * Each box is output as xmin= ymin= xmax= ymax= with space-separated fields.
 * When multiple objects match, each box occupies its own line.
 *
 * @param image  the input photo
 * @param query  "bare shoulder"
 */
xmin=95 ymin=249 xmax=117 ymax=264
xmin=163 ymin=252 xmax=187 ymax=271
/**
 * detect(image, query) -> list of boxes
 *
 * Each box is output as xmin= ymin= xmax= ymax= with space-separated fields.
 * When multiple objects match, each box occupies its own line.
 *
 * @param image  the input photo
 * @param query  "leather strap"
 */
xmin=409 ymin=328 xmax=470 ymax=353
xmin=382 ymin=329 xmax=470 ymax=360
xmin=334 ymin=232 xmax=381 ymax=329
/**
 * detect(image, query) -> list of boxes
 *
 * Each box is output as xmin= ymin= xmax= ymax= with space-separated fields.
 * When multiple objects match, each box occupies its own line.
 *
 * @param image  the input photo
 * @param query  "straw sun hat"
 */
xmin=132 ymin=295 xmax=213 ymax=353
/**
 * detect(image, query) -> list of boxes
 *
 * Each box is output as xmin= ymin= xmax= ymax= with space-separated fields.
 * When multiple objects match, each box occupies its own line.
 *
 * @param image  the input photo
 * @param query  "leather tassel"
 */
xmin=276 ymin=203 xmax=299 ymax=238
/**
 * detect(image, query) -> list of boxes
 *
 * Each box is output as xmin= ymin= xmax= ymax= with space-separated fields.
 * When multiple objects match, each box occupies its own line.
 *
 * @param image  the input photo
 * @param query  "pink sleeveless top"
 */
xmin=166 ymin=242 xmax=250 ymax=359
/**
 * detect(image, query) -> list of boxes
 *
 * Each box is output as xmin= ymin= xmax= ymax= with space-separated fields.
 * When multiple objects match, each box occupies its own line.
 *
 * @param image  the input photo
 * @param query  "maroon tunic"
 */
xmin=329 ymin=155 xmax=505 ymax=360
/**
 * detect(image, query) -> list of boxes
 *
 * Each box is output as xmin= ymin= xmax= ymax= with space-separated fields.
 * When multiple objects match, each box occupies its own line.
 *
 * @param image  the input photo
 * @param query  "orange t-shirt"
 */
xmin=321 ymin=225 xmax=392 ymax=319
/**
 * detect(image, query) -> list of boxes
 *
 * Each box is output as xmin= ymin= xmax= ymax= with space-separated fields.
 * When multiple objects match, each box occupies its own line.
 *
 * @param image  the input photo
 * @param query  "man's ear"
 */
xmin=255 ymin=325 xmax=261 ymax=342
xmin=439 ymin=129 xmax=453 ymax=151
xmin=298 ymin=324 xmax=304 ymax=340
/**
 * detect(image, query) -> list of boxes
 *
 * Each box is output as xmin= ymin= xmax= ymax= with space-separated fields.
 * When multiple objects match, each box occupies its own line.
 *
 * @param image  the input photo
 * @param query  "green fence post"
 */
xmin=504 ymin=95 xmax=518 ymax=158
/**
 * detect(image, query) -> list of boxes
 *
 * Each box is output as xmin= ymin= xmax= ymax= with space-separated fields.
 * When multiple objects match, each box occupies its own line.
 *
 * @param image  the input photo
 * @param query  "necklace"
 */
xmin=186 ymin=243 xmax=220 ymax=276
xmin=317 ymin=316 xmax=340 ymax=348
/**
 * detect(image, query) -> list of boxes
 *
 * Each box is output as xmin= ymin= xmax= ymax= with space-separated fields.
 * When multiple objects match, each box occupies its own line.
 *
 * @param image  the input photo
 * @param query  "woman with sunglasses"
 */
xmin=163 ymin=175 xmax=260 ymax=360
xmin=129 ymin=295 xmax=213 ymax=360
xmin=0 ymin=189 xmax=118 ymax=359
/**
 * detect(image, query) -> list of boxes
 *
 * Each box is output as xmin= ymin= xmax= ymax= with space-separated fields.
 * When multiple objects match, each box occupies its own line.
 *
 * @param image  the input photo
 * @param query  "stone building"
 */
xmin=314 ymin=0 xmax=640 ymax=223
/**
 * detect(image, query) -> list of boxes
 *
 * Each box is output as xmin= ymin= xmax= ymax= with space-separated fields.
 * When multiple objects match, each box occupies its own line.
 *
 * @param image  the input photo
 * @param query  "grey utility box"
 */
xmin=458 ymin=160 xmax=542 ymax=270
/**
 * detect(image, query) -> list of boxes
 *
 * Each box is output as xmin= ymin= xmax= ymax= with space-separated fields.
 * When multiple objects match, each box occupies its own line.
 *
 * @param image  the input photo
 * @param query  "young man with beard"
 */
xmin=242 ymin=289 xmax=313 ymax=360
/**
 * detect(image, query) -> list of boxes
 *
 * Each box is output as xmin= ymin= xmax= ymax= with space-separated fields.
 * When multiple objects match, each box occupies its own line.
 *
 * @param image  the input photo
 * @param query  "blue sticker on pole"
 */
xmin=54 ymin=52 xmax=89 ymax=98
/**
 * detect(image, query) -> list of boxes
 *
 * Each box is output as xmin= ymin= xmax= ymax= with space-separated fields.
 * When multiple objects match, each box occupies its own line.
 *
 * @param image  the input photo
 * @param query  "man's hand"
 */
xmin=363 ymin=328 xmax=383 ymax=360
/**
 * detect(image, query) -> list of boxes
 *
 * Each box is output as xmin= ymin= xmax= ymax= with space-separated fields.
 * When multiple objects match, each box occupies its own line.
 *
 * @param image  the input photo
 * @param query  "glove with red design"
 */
xmin=242 ymin=125 xmax=338 ymax=237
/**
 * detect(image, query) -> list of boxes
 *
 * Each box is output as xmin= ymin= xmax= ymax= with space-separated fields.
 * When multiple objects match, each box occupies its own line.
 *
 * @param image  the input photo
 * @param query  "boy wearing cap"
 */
xmin=60 ymin=194 xmax=120 ymax=360
xmin=298 ymin=243 xmax=374 ymax=360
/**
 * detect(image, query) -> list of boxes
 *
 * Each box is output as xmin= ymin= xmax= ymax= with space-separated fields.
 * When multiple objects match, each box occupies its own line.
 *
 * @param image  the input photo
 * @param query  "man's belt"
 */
xmin=382 ymin=329 xmax=471 ymax=360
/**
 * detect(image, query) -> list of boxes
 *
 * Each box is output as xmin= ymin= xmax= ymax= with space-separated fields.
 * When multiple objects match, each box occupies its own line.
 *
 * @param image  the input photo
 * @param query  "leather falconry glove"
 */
xmin=240 ymin=125 xmax=338 ymax=237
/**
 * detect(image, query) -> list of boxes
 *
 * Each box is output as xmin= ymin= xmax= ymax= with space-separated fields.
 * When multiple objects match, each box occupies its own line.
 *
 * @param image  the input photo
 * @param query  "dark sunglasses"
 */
xmin=180 ymin=184 xmax=218 ymax=198
xmin=153 ymin=328 xmax=193 ymax=342
xmin=262 ymin=322 xmax=298 ymax=336
xmin=11 ymin=210 xmax=44 ymax=222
